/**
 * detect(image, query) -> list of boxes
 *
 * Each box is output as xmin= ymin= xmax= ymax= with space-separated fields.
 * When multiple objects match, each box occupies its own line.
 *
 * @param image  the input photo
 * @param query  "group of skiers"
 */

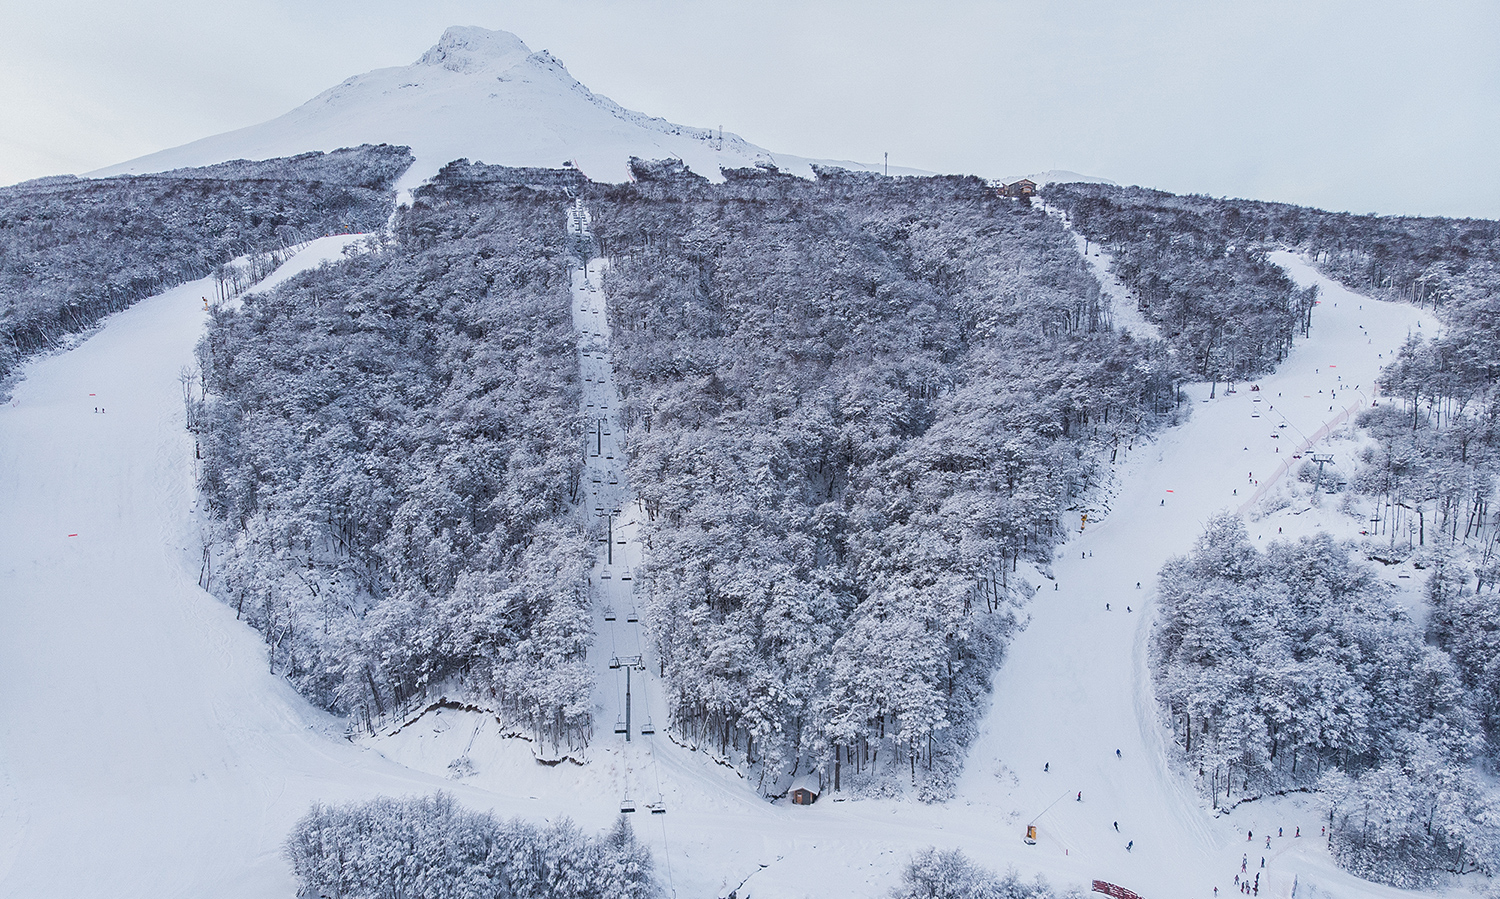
xmin=1213 ymin=826 xmax=1303 ymax=896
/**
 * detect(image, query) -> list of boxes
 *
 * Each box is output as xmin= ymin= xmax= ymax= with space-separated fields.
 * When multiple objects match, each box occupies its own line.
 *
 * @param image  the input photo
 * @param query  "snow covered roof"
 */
xmin=789 ymin=774 xmax=820 ymax=795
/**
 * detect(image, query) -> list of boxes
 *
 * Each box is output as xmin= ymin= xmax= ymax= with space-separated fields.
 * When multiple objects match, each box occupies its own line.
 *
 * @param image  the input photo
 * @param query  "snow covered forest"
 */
xmin=0 ymin=144 xmax=410 ymax=388
xmin=1153 ymin=516 xmax=1496 ymax=885
xmin=197 ymin=163 xmax=596 ymax=749
xmin=170 ymin=154 xmax=1500 ymax=886
xmin=285 ymin=793 xmax=656 ymax=899
xmin=587 ymin=162 xmax=1179 ymax=797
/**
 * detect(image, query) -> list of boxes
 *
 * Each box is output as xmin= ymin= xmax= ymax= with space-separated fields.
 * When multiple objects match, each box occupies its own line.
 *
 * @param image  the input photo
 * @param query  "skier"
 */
xmin=1278 ymin=828 xmax=1282 ymax=838
xmin=1106 ymin=603 xmax=1110 ymax=611
xmin=1126 ymin=840 xmax=1133 ymax=852
xmin=1116 ymin=749 xmax=1121 ymax=759
xmin=1114 ymin=821 xmax=1119 ymax=831
xmin=1135 ymin=581 xmax=1141 ymax=589
xmin=1044 ymin=762 xmax=1049 ymax=772
xmin=1261 ymin=857 xmax=1265 ymax=868
xmin=1126 ymin=606 xmax=1131 ymax=612
xmin=1265 ymin=836 xmax=1271 ymax=849
xmin=1295 ymin=826 xmax=1300 ymax=837
xmin=1160 ymin=499 xmax=1165 ymax=506
xmin=1077 ymin=791 xmax=1082 ymax=801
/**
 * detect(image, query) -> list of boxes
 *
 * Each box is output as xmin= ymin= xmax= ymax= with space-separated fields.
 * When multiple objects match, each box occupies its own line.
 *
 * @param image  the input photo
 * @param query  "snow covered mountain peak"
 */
xmin=415 ymin=26 xmax=533 ymax=75
xmin=88 ymin=25 xmax=896 ymax=188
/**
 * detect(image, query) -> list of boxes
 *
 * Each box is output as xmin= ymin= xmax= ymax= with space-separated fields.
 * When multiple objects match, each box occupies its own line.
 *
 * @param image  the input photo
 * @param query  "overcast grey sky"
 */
xmin=2 ymin=0 xmax=1496 ymax=218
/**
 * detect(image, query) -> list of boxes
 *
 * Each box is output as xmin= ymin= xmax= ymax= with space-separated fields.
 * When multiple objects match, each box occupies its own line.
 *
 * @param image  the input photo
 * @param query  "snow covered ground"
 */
xmin=0 ymin=224 xmax=1453 ymax=899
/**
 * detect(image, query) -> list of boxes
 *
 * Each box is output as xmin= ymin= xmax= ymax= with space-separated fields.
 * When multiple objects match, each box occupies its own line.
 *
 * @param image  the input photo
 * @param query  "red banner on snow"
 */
xmin=1093 ymin=881 xmax=1144 ymax=899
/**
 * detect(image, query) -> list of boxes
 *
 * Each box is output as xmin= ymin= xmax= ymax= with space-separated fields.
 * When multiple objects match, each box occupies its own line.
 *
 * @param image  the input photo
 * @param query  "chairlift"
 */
xmin=614 ymin=720 xmax=628 ymax=734
xmin=649 ymin=804 xmax=666 ymax=815
xmin=601 ymin=571 xmax=612 ymax=580
xmin=620 ymin=797 xmax=636 ymax=813
xmin=605 ymin=609 xmax=616 ymax=621
xmin=640 ymin=717 xmax=655 ymax=735
xmin=627 ymin=610 xmax=639 ymax=623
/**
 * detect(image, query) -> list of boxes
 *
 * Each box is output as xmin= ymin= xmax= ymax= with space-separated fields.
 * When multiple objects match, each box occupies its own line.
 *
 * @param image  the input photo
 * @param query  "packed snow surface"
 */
xmin=0 ymin=230 xmax=1445 ymax=899
xmin=87 ymin=26 xmax=925 ymax=192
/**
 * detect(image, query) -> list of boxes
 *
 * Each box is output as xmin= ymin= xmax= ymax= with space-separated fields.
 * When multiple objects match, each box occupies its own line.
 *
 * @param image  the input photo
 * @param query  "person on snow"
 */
xmin=1114 ymin=821 xmax=1119 ymax=831
xmin=1116 ymin=749 xmax=1121 ymax=759
xmin=1126 ymin=840 xmax=1133 ymax=852
xmin=1076 ymin=791 xmax=1082 ymax=801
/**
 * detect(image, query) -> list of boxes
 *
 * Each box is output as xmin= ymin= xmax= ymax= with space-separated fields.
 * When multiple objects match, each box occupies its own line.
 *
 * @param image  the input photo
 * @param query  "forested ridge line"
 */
xmin=0 ymin=144 xmax=412 ymax=389
xmin=581 ymin=160 xmax=1181 ymax=798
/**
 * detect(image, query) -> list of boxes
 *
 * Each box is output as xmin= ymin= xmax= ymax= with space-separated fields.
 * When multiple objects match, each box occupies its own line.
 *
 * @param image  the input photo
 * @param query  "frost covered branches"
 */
xmin=285 ymin=793 xmax=657 ymax=899
xmin=197 ymin=164 xmax=591 ymax=748
xmin=587 ymin=167 xmax=1178 ymax=799
xmin=892 ymin=847 xmax=1066 ymax=899
xmin=1154 ymin=515 xmax=1498 ymax=884
xmin=0 ymin=145 xmax=411 ymax=388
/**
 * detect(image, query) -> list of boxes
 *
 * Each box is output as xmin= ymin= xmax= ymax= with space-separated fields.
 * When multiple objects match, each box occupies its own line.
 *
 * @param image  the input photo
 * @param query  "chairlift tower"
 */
xmin=597 ymin=508 xmax=617 ymax=564
xmin=1311 ymin=453 xmax=1335 ymax=494
xmin=609 ymin=655 xmax=645 ymax=741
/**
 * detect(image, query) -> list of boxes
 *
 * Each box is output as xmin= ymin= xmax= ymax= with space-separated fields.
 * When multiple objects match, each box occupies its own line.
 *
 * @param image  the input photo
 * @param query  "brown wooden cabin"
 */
xmin=789 ymin=774 xmax=820 ymax=805
xmin=1000 ymin=178 xmax=1037 ymax=198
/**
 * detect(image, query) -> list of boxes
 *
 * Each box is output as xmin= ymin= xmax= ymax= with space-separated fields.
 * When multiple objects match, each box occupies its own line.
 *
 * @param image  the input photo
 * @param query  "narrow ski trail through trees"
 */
xmin=568 ymin=199 xmax=673 ymax=823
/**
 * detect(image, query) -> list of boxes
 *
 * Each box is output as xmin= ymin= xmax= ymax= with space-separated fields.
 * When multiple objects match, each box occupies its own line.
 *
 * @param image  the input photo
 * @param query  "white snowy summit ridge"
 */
xmin=91 ymin=26 xmax=901 ymax=187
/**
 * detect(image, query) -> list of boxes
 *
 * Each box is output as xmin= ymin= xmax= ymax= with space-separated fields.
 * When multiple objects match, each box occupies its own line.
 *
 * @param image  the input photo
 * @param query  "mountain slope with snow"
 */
xmin=89 ymin=26 xmax=918 ymax=189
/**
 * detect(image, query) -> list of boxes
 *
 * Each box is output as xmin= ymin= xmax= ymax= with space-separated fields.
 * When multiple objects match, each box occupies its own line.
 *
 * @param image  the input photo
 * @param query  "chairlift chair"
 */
xmin=605 ymin=609 xmax=616 ymax=621
xmin=640 ymin=717 xmax=655 ymax=735
xmin=620 ymin=797 xmax=636 ymax=813
xmin=614 ymin=719 xmax=628 ymax=734
xmin=626 ymin=610 xmax=639 ymax=623
xmin=649 ymin=804 xmax=666 ymax=815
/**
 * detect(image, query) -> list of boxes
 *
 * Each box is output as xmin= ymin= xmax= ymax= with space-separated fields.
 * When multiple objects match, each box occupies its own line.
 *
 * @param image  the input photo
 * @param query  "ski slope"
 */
xmin=0 ymin=223 xmax=1447 ymax=899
